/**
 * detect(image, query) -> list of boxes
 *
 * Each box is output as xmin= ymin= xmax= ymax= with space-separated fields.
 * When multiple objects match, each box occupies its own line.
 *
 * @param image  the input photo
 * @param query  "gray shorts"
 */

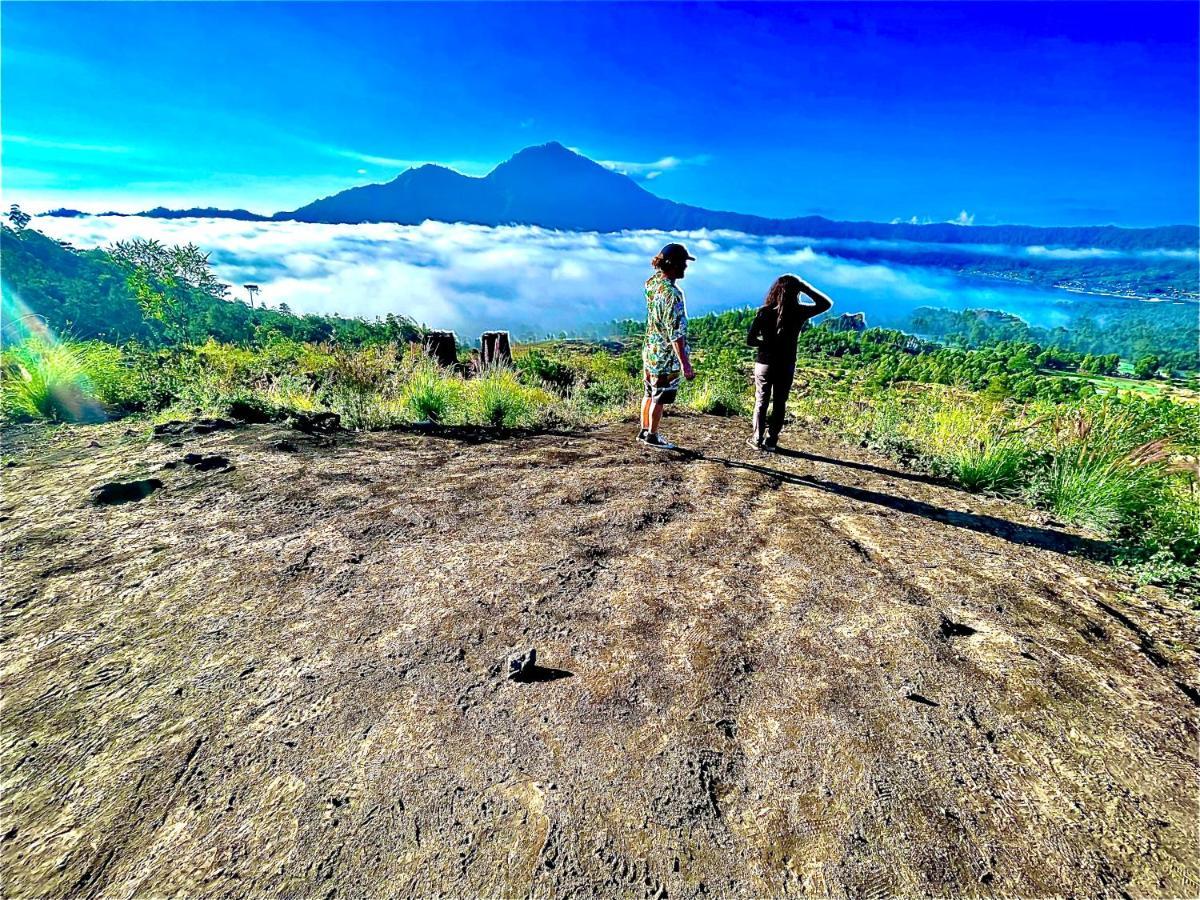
xmin=644 ymin=371 xmax=681 ymax=404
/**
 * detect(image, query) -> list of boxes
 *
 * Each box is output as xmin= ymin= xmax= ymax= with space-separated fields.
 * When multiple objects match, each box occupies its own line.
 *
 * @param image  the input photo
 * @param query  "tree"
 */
xmin=7 ymin=204 xmax=31 ymax=231
xmin=1133 ymin=354 xmax=1161 ymax=379
xmin=108 ymin=238 xmax=229 ymax=342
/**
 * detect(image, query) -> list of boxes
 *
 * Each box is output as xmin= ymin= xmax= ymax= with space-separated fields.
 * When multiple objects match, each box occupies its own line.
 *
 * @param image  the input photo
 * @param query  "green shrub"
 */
xmin=515 ymin=348 xmax=575 ymax=392
xmin=1030 ymin=447 xmax=1165 ymax=535
xmin=577 ymin=373 xmax=638 ymax=412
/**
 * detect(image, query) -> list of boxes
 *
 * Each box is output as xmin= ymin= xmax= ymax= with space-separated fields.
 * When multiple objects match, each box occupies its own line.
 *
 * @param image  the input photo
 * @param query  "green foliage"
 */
xmin=792 ymin=381 xmax=1198 ymax=584
xmin=464 ymin=366 xmax=549 ymax=428
xmin=514 ymin=348 xmax=575 ymax=391
xmin=1 ymin=224 xmax=423 ymax=348
xmin=950 ymin=441 xmax=1029 ymax=494
xmin=681 ymin=349 xmax=750 ymax=416
xmin=1133 ymin=354 xmax=1162 ymax=379
xmin=401 ymin=358 xmax=462 ymax=423
xmin=907 ymin=305 xmax=1199 ymax=373
xmin=1 ymin=338 xmax=106 ymax=422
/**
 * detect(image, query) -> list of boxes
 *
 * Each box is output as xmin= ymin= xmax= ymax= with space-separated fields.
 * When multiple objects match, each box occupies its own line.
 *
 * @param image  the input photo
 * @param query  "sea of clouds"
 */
xmin=32 ymin=215 xmax=1099 ymax=335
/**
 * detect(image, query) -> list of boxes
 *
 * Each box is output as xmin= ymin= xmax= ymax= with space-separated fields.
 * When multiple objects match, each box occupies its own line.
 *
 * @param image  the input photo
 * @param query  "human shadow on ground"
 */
xmin=772 ymin=447 xmax=964 ymax=492
xmin=674 ymin=447 xmax=1110 ymax=560
xmin=380 ymin=423 xmax=590 ymax=446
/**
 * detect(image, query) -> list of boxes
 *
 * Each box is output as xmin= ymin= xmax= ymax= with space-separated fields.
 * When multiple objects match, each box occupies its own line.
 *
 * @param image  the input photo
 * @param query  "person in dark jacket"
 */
xmin=745 ymin=274 xmax=833 ymax=450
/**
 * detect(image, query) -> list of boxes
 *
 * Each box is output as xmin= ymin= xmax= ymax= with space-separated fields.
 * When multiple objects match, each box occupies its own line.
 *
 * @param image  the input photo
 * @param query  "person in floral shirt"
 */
xmin=638 ymin=243 xmax=696 ymax=450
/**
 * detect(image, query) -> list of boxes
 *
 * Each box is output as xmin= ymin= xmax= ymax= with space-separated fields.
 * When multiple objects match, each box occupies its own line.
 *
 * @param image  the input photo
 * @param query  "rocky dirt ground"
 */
xmin=2 ymin=412 xmax=1197 ymax=898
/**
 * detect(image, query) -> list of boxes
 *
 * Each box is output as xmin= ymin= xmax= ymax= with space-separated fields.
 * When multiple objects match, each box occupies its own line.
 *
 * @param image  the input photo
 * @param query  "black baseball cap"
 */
xmin=659 ymin=242 xmax=696 ymax=262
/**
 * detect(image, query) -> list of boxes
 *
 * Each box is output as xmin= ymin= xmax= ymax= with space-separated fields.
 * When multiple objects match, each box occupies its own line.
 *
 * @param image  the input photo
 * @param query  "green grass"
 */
xmin=4 ymin=332 xmax=1195 ymax=593
xmin=400 ymin=359 xmax=463 ymax=423
xmin=950 ymin=440 xmax=1029 ymax=494
xmin=1 ymin=338 xmax=107 ymax=423
xmin=681 ymin=373 xmax=749 ymax=416
xmin=464 ymin=366 xmax=549 ymax=428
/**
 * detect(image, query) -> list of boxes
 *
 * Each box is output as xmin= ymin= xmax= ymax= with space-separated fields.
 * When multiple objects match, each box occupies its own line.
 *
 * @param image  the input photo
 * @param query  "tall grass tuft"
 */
xmin=1 ymin=338 xmax=107 ymax=423
xmin=400 ymin=359 xmax=462 ymax=423
xmin=950 ymin=440 xmax=1029 ymax=494
xmin=1029 ymin=405 xmax=1172 ymax=535
xmin=464 ymin=366 xmax=549 ymax=428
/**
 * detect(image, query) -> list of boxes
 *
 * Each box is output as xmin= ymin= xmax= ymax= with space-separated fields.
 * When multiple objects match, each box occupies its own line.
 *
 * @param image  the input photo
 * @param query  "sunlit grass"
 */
xmin=1 ymin=337 xmax=107 ymax=423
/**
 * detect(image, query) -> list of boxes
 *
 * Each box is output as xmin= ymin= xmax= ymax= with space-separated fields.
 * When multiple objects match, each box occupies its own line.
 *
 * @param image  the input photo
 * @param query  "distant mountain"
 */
xmin=45 ymin=206 xmax=270 ymax=222
xmin=45 ymin=142 xmax=1200 ymax=249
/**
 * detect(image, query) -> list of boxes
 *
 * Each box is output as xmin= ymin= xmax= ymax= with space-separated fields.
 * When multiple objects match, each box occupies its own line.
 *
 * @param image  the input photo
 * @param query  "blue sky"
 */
xmin=2 ymin=2 xmax=1197 ymax=227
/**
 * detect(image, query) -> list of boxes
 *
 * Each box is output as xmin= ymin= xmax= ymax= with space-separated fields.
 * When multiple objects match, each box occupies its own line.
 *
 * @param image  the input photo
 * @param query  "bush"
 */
xmin=950 ymin=440 xmax=1030 ymax=494
xmin=1030 ymin=442 xmax=1167 ymax=536
xmin=515 ymin=348 xmax=575 ymax=392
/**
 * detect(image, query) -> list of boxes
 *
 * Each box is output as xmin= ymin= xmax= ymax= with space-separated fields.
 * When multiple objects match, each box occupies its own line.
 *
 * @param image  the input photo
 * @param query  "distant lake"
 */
xmin=31 ymin=215 xmax=1179 ymax=336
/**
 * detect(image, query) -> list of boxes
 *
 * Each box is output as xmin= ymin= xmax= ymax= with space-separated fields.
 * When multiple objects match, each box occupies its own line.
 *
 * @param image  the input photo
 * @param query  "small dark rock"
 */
xmin=4 ymin=461 xmax=17 ymax=469
xmin=182 ymin=453 xmax=233 ymax=472
xmin=271 ymin=440 xmax=298 ymax=452
xmin=939 ymin=616 xmax=978 ymax=639
xmin=160 ymin=461 xmax=180 ymax=471
xmin=88 ymin=440 xmax=101 ymax=448
xmin=227 ymin=400 xmax=273 ymax=424
xmin=154 ymin=418 xmax=238 ymax=438
xmin=508 ymin=648 xmax=537 ymax=680
xmin=190 ymin=418 xmax=237 ymax=436
xmin=286 ymin=411 xmax=341 ymax=435
xmin=91 ymin=478 xmax=163 ymax=505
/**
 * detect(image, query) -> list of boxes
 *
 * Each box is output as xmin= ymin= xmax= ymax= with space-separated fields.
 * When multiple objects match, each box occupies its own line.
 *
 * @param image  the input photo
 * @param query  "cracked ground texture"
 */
xmin=2 ymin=413 xmax=1197 ymax=898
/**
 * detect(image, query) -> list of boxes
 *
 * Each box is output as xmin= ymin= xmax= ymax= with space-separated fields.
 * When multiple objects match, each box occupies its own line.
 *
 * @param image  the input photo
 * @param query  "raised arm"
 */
xmin=798 ymin=279 xmax=833 ymax=317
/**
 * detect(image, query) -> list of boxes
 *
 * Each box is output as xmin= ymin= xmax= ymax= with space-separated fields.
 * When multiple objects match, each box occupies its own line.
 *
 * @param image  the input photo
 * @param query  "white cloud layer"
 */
xmin=31 ymin=216 xmax=1137 ymax=335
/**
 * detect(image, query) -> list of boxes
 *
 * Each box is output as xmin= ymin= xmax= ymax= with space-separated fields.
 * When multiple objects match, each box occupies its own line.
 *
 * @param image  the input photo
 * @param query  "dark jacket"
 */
xmin=746 ymin=306 xmax=812 ymax=367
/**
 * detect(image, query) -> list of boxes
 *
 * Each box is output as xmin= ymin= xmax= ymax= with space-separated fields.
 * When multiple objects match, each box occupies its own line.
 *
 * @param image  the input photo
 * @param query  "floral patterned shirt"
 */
xmin=642 ymin=272 xmax=688 ymax=375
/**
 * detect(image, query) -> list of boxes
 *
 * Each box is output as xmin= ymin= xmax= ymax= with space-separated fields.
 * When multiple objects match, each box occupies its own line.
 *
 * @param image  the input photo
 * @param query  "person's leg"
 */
xmin=766 ymin=365 xmax=796 ymax=446
xmin=751 ymin=363 xmax=772 ymax=445
xmin=640 ymin=393 xmax=652 ymax=432
xmin=649 ymin=398 xmax=665 ymax=434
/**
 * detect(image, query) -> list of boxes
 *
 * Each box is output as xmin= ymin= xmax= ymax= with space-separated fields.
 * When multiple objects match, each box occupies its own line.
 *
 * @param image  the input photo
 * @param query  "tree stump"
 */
xmin=423 ymin=331 xmax=458 ymax=368
xmin=479 ymin=331 xmax=512 ymax=367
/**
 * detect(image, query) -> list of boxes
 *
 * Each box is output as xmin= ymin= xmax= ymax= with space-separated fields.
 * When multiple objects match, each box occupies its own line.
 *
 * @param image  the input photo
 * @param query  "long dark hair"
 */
xmin=761 ymin=274 xmax=803 ymax=331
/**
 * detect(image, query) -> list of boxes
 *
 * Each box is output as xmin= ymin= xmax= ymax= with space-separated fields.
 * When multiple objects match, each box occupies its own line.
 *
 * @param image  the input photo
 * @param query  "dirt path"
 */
xmin=2 ymin=414 xmax=1197 ymax=898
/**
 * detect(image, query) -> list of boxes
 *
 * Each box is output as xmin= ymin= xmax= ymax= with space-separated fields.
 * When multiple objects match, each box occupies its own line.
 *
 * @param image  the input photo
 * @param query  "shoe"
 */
xmin=762 ymin=439 xmax=778 ymax=452
xmin=636 ymin=428 xmax=649 ymax=443
xmin=642 ymin=432 xmax=677 ymax=451
xmin=745 ymin=436 xmax=763 ymax=450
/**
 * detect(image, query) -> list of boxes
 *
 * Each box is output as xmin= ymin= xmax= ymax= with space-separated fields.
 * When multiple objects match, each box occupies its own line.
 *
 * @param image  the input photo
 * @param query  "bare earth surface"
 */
xmin=2 ymin=413 xmax=1197 ymax=898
